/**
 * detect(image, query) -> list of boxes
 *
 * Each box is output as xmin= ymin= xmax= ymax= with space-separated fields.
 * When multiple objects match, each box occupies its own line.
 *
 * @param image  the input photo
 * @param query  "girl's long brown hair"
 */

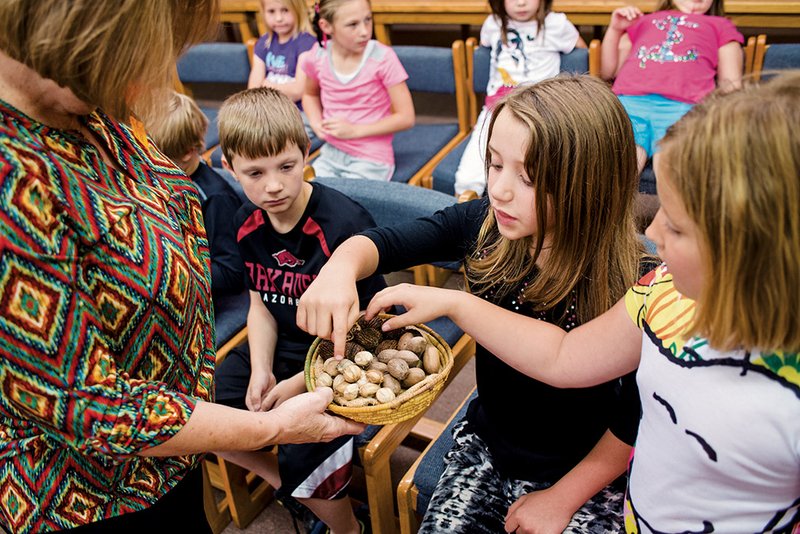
xmin=466 ymin=76 xmax=641 ymax=323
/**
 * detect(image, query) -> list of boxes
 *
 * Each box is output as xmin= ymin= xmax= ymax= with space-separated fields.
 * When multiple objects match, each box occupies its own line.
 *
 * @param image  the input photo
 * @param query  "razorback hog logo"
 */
xmin=272 ymin=249 xmax=305 ymax=267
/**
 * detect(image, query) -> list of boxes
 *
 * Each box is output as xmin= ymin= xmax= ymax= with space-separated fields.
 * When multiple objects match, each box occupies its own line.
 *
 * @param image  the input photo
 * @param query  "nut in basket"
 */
xmin=304 ymin=314 xmax=453 ymax=425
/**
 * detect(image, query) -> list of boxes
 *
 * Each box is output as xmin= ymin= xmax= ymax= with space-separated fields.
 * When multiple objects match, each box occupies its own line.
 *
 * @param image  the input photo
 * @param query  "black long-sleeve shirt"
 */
xmin=361 ymin=198 xmax=640 ymax=482
xmin=192 ymin=162 xmax=245 ymax=299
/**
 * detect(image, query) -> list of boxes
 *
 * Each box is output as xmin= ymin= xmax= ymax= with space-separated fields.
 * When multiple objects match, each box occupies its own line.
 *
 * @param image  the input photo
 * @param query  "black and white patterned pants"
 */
xmin=419 ymin=421 xmax=625 ymax=534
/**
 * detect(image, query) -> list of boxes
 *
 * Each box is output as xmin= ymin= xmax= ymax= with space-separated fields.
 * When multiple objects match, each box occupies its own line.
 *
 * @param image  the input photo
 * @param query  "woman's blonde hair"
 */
xmin=0 ymin=0 xmax=218 ymax=120
xmin=659 ymin=71 xmax=800 ymax=352
xmin=218 ymin=87 xmax=309 ymax=167
xmin=261 ymin=0 xmax=314 ymax=44
xmin=656 ymin=0 xmax=724 ymax=16
xmin=147 ymin=92 xmax=208 ymax=162
xmin=467 ymin=76 xmax=641 ymax=323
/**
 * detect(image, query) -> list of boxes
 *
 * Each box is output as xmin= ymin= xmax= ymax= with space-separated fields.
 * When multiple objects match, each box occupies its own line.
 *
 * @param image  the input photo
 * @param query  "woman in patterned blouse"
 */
xmin=0 ymin=1 xmax=362 ymax=532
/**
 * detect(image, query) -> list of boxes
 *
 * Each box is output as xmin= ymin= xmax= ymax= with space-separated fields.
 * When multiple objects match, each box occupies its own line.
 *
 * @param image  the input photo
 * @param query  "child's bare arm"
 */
xmin=504 ymin=430 xmax=631 ymax=533
xmin=262 ymin=372 xmax=307 ymax=411
xmin=367 ymin=284 xmax=642 ymax=388
xmin=246 ymin=290 xmax=280 ymax=411
xmin=248 ymin=56 xmax=267 ymax=89
xmin=320 ymin=81 xmax=415 ymax=140
xmin=302 ymin=75 xmax=326 ymax=140
xmin=262 ymin=51 xmax=311 ymax=102
xmin=296 ymin=235 xmax=380 ymax=358
xmin=717 ymin=41 xmax=743 ymax=92
xmin=601 ymin=6 xmax=641 ymax=80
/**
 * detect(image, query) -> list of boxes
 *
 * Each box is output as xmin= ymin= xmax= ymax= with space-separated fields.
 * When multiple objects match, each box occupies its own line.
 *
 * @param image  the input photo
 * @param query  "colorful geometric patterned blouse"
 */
xmin=623 ymin=265 xmax=800 ymax=533
xmin=0 ymin=99 xmax=216 ymax=532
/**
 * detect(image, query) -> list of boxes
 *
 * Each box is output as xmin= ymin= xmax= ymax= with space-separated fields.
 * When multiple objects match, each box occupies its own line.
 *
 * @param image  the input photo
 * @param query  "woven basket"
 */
xmin=304 ymin=315 xmax=454 ymax=425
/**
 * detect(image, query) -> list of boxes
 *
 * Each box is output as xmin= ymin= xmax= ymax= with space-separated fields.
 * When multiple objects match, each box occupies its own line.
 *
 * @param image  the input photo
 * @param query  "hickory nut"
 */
xmin=342 ymin=365 xmax=363 ymax=383
xmin=387 ymin=358 xmax=410 ymax=380
xmin=316 ymin=372 xmax=333 ymax=388
xmin=402 ymin=367 xmax=426 ymax=387
xmin=353 ymin=351 xmax=374 ymax=368
xmin=375 ymin=387 xmax=396 ymax=404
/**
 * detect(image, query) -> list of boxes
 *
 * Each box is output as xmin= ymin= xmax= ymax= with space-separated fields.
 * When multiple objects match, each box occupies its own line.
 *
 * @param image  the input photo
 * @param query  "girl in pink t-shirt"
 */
xmin=601 ymin=0 xmax=743 ymax=225
xmin=302 ymin=0 xmax=415 ymax=181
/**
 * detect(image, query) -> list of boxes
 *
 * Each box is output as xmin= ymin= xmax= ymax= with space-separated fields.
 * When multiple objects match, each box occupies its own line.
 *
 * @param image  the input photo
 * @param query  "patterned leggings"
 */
xmin=418 ymin=422 xmax=625 ymax=534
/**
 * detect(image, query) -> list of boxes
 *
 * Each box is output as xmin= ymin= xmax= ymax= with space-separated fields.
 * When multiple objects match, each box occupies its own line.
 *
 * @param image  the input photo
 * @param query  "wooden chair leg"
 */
xmin=397 ymin=476 xmax=421 ymax=534
xmin=203 ymin=461 xmax=232 ymax=534
xmin=217 ymin=458 xmax=274 ymax=529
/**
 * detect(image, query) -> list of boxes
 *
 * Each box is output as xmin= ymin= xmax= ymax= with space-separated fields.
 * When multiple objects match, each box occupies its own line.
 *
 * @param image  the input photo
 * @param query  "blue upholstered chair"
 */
xmin=388 ymin=41 xmax=471 ymax=185
xmin=397 ymin=387 xmax=477 ymax=534
xmin=429 ymin=38 xmax=601 ymax=196
xmin=176 ymin=42 xmax=253 ymax=154
xmin=752 ymin=35 xmax=800 ymax=82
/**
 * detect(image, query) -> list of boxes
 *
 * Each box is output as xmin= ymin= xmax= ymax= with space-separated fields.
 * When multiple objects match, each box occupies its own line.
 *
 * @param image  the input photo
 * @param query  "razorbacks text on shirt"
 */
xmin=234 ymin=181 xmax=387 ymax=360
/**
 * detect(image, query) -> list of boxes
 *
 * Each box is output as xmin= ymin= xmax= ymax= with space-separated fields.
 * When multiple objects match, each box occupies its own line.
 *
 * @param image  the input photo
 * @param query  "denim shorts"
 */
xmin=618 ymin=94 xmax=693 ymax=157
xmin=312 ymin=143 xmax=394 ymax=181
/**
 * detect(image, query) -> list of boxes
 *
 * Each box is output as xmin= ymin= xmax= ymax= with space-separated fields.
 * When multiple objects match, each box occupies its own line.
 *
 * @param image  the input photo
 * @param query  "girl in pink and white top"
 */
xmin=301 ymin=0 xmax=415 ymax=181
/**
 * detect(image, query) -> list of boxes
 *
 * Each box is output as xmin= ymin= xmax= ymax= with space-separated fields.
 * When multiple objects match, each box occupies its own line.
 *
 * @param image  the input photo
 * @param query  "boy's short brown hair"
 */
xmin=218 ymin=87 xmax=309 ymax=167
xmin=148 ymin=92 xmax=208 ymax=162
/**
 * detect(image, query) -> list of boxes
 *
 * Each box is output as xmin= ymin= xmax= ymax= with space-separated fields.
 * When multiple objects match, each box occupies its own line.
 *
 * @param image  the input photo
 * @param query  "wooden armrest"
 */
xmin=458 ymin=190 xmax=479 ymax=203
xmin=589 ymin=39 xmax=601 ymax=78
xmin=217 ymin=327 xmax=248 ymax=364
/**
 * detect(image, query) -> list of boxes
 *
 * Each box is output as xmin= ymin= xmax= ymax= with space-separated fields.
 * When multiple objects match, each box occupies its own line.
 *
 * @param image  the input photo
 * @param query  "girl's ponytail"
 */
xmin=312 ymin=1 xmax=324 ymax=45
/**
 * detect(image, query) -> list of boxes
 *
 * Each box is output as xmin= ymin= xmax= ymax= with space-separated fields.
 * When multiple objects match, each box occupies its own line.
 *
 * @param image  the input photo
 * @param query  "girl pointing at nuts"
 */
xmin=298 ymin=76 xmax=646 ymax=533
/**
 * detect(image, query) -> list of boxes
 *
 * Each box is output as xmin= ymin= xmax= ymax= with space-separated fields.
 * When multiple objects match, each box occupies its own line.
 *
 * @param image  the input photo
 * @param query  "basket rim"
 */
xmin=304 ymin=313 xmax=454 ymax=419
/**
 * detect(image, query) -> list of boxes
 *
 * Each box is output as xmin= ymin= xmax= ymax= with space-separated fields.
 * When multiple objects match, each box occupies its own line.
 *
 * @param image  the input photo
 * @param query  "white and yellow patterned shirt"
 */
xmin=624 ymin=265 xmax=800 ymax=533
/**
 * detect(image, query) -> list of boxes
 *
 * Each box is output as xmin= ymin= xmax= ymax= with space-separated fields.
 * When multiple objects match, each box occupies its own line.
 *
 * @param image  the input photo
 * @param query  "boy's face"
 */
xmin=225 ymin=143 xmax=309 ymax=226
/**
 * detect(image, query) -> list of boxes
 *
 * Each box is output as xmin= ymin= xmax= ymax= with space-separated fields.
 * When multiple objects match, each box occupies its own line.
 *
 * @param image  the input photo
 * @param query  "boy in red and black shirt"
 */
xmin=215 ymin=87 xmax=384 ymax=533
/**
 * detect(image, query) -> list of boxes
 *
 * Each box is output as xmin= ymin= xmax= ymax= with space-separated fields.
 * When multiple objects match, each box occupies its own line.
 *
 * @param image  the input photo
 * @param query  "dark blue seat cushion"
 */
xmin=314 ymin=176 xmax=456 ymax=227
xmin=431 ymin=135 xmax=471 ymax=195
xmin=202 ymin=107 xmax=220 ymax=151
xmin=392 ymin=123 xmax=460 ymax=184
xmin=413 ymin=389 xmax=478 ymax=514
xmin=213 ymin=290 xmax=250 ymax=350
xmin=763 ymin=44 xmax=800 ymax=73
xmin=177 ymin=42 xmax=251 ymax=84
xmin=639 ymin=162 xmax=657 ymax=195
xmin=394 ymin=46 xmax=457 ymax=94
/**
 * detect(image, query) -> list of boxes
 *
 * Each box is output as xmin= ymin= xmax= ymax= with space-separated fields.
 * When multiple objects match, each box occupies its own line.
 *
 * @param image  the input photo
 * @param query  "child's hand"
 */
xmin=262 ymin=373 xmax=307 ymax=411
xmin=246 ymin=371 xmax=277 ymax=412
xmin=296 ymin=263 xmax=361 ymax=359
xmin=309 ymin=120 xmax=328 ymax=141
xmin=321 ymin=117 xmax=359 ymax=139
xmin=504 ymin=488 xmax=573 ymax=534
xmin=365 ymin=283 xmax=459 ymax=331
xmin=609 ymin=6 xmax=643 ymax=32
